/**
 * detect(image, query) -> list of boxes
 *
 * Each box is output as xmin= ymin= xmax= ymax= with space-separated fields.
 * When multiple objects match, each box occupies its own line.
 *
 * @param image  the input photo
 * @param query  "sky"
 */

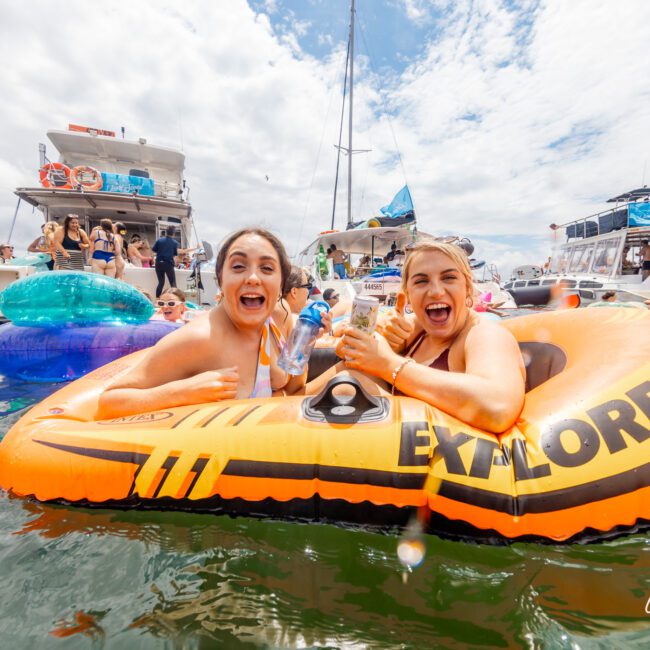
xmin=1 ymin=0 xmax=649 ymax=278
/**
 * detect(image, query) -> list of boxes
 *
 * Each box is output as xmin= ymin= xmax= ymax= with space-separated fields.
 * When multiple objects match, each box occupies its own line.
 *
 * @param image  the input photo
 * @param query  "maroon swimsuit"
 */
xmin=393 ymin=332 xmax=449 ymax=396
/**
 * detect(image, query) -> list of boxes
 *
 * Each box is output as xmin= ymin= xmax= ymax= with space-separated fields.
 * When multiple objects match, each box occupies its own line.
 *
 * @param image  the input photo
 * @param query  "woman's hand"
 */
xmin=378 ymin=292 xmax=413 ymax=352
xmin=182 ymin=367 xmax=239 ymax=402
xmin=317 ymin=311 xmax=333 ymax=338
xmin=338 ymin=327 xmax=398 ymax=379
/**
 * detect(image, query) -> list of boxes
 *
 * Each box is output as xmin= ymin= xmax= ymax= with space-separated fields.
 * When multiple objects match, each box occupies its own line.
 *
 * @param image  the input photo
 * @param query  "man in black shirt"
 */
xmin=152 ymin=229 xmax=195 ymax=297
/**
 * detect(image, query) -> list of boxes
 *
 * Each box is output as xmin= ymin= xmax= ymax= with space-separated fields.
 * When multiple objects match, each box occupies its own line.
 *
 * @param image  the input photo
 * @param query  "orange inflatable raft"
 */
xmin=0 ymin=308 xmax=648 ymax=543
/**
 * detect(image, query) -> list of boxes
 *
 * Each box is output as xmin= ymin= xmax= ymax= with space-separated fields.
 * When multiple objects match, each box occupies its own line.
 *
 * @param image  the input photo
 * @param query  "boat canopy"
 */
xmin=606 ymin=187 xmax=650 ymax=203
xmin=299 ymin=225 xmax=431 ymax=258
xmin=47 ymin=130 xmax=185 ymax=172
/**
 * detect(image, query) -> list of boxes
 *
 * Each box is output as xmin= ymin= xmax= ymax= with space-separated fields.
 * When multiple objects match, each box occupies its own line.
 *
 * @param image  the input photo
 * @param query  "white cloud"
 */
xmin=1 ymin=0 xmax=649 ymax=282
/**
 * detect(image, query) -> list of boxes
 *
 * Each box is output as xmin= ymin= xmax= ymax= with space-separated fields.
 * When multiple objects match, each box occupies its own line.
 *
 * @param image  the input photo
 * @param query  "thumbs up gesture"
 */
xmin=380 ymin=291 xmax=414 ymax=352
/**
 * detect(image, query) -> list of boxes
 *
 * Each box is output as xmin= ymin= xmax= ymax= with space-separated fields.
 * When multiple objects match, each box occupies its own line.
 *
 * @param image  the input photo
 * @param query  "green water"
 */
xmin=1 ymin=388 xmax=650 ymax=648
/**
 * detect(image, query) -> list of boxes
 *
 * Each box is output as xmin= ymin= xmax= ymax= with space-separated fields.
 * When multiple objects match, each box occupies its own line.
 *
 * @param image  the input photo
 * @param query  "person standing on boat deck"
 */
xmin=53 ymin=214 xmax=90 ymax=271
xmin=327 ymin=244 xmax=348 ymax=279
xmin=96 ymin=227 xmax=332 ymax=419
xmin=0 ymin=243 xmax=15 ymax=263
xmin=152 ymin=228 xmax=179 ymax=297
xmin=28 ymin=222 xmax=57 ymax=270
xmin=88 ymin=219 xmax=118 ymax=277
xmin=306 ymin=240 xmax=525 ymax=434
xmin=640 ymin=239 xmax=650 ymax=281
xmin=113 ymin=222 xmax=127 ymax=280
xmin=127 ymin=235 xmax=153 ymax=267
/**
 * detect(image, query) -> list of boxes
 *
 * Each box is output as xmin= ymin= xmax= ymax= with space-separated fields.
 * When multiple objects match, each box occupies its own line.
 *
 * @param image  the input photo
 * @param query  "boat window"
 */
xmin=514 ymin=281 xmax=527 ymax=288
xmin=558 ymin=279 xmax=577 ymax=288
xmin=504 ymin=282 xmax=513 ymax=289
xmin=528 ymin=280 xmax=540 ymax=286
xmin=549 ymin=248 xmax=570 ymax=274
xmin=579 ymin=280 xmax=603 ymax=288
xmin=542 ymin=279 xmax=557 ymax=286
xmin=568 ymin=244 xmax=594 ymax=273
xmin=591 ymin=239 xmax=619 ymax=276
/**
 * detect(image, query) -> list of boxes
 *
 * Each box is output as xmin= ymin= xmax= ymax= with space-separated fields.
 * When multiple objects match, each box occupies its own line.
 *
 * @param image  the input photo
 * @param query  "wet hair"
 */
xmin=401 ymin=240 xmax=474 ymax=297
xmin=215 ymin=227 xmax=291 ymax=290
xmin=100 ymin=218 xmax=114 ymax=235
xmin=601 ymin=291 xmax=617 ymax=301
xmin=283 ymin=265 xmax=307 ymax=298
xmin=161 ymin=287 xmax=186 ymax=302
xmin=330 ymin=244 xmax=337 ymax=251
xmin=114 ymin=222 xmax=126 ymax=234
xmin=63 ymin=214 xmax=80 ymax=233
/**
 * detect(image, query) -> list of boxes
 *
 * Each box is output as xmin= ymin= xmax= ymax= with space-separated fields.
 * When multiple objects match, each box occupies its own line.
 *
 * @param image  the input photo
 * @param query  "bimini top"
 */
xmin=299 ymin=226 xmax=439 ymax=258
xmin=47 ymin=129 xmax=185 ymax=172
xmin=606 ymin=187 xmax=650 ymax=203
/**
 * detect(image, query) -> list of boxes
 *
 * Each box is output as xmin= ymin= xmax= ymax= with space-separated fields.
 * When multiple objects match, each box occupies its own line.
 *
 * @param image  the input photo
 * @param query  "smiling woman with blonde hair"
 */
xmin=309 ymin=240 xmax=525 ymax=433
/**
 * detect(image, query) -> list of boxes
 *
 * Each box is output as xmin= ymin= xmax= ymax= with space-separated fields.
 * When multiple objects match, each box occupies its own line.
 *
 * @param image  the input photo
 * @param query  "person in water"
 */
xmin=97 ymin=228 xmax=331 ymax=419
xmin=153 ymin=287 xmax=189 ymax=323
xmin=308 ymin=240 xmax=525 ymax=433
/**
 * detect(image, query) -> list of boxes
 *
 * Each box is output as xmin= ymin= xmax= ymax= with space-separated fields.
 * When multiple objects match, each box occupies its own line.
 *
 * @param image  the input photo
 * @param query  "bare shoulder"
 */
xmin=464 ymin=319 xmax=523 ymax=361
xmin=109 ymin=313 xmax=216 ymax=389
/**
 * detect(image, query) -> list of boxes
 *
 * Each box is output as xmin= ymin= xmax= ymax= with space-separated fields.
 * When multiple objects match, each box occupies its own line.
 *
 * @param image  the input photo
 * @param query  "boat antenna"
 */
xmin=332 ymin=0 xmax=370 ymax=229
xmin=347 ymin=0 xmax=354 ymax=227
xmin=642 ymin=158 xmax=648 ymax=187
xmin=330 ymin=37 xmax=350 ymax=230
xmin=121 ymin=126 xmax=125 ymax=139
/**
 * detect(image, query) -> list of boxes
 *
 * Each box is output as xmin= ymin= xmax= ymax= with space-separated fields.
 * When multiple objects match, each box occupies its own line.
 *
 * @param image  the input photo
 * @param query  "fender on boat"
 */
xmin=0 ymin=309 xmax=648 ymax=543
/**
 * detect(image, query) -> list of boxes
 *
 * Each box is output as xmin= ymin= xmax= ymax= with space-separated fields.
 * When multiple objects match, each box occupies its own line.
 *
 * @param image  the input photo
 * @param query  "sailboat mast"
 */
xmin=347 ymin=0 xmax=355 ymax=227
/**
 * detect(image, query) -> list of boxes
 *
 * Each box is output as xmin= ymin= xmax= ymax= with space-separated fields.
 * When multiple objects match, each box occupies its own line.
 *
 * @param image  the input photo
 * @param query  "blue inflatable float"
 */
xmin=0 ymin=271 xmax=154 ymax=325
xmin=0 ymin=321 xmax=180 ymax=382
xmin=0 ymin=272 xmax=177 ymax=382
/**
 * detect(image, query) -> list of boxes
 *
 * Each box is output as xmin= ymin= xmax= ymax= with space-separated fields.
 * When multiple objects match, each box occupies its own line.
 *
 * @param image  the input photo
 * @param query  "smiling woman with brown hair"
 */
xmin=97 ymin=228 xmax=332 ymax=419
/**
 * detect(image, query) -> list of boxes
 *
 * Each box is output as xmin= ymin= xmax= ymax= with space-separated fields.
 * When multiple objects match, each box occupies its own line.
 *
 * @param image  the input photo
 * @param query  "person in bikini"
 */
xmin=307 ymin=240 xmax=525 ymax=433
xmin=97 ymin=227 xmax=332 ymax=419
xmin=53 ymin=214 xmax=90 ymax=270
xmin=89 ymin=219 xmax=119 ymax=277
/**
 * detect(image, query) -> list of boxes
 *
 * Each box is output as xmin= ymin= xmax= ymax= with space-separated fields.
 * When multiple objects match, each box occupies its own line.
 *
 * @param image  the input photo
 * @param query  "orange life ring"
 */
xmin=39 ymin=162 xmax=73 ymax=189
xmin=70 ymin=165 xmax=103 ymax=191
xmin=319 ymin=230 xmax=339 ymax=235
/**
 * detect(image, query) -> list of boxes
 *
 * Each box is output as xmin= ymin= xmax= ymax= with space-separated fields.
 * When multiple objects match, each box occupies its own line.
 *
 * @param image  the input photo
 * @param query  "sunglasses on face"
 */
xmin=298 ymin=282 xmax=314 ymax=290
xmin=157 ymin=300 xmax=182 ymax=307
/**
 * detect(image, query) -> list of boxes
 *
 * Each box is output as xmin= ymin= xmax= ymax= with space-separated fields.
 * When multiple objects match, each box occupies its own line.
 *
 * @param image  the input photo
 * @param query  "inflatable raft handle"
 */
xmin=302 ymin=375 xmax=389 ymax=424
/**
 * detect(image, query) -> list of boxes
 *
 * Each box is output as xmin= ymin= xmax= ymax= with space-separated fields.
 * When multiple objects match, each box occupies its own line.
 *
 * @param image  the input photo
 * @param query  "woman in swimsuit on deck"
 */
xmin=89 ymin=218 xmax=118 ymax=277
xmin=97 ymin=228 xmax=332 ymax=419
xmin=53 ymin=214 xmax=90 ymax=270
xmin=308 ymin=240 xmax=525 ymax=433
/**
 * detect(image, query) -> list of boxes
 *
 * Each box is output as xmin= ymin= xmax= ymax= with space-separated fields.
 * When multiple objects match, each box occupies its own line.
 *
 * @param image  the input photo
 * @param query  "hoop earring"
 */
xmin=466 ymin=296 xmax=473 ymax=308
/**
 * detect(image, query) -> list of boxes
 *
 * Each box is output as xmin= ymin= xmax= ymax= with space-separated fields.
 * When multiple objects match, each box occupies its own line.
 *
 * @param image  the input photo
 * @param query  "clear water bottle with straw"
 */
xmin=278 ymin=301 xmax=330 ymax=375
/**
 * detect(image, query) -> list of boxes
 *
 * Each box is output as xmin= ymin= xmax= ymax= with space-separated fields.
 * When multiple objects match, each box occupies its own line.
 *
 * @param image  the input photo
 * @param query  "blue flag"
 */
xmin=380 ymin=185 xmax=414 ymax=219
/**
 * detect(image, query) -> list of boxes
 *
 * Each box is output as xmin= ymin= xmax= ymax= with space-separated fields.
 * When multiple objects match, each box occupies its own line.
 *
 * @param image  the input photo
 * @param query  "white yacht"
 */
xmin=503 ymin=188 xmax=650 ymax=306
xmin=2 ymin=123 xmax=216 ymax=304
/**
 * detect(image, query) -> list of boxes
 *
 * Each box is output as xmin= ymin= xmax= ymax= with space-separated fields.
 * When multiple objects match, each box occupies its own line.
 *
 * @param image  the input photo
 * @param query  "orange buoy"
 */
xmin=39 ymin=162 xmax=73 ymax=189
xmin=70 ymin=165 xmax=103 ymax=191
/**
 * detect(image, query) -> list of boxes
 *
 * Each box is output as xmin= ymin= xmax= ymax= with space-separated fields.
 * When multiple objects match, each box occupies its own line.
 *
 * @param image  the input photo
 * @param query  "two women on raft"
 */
xmin=98 ymin=228 xmax=525 ymax=433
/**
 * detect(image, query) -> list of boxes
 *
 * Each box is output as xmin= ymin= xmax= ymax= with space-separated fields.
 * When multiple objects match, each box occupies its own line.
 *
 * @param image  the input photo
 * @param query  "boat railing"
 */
xmin=556 ymin=200 xmax=650 ymax=241
xmin=556 ymin=205 xmax=629 ymax=240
